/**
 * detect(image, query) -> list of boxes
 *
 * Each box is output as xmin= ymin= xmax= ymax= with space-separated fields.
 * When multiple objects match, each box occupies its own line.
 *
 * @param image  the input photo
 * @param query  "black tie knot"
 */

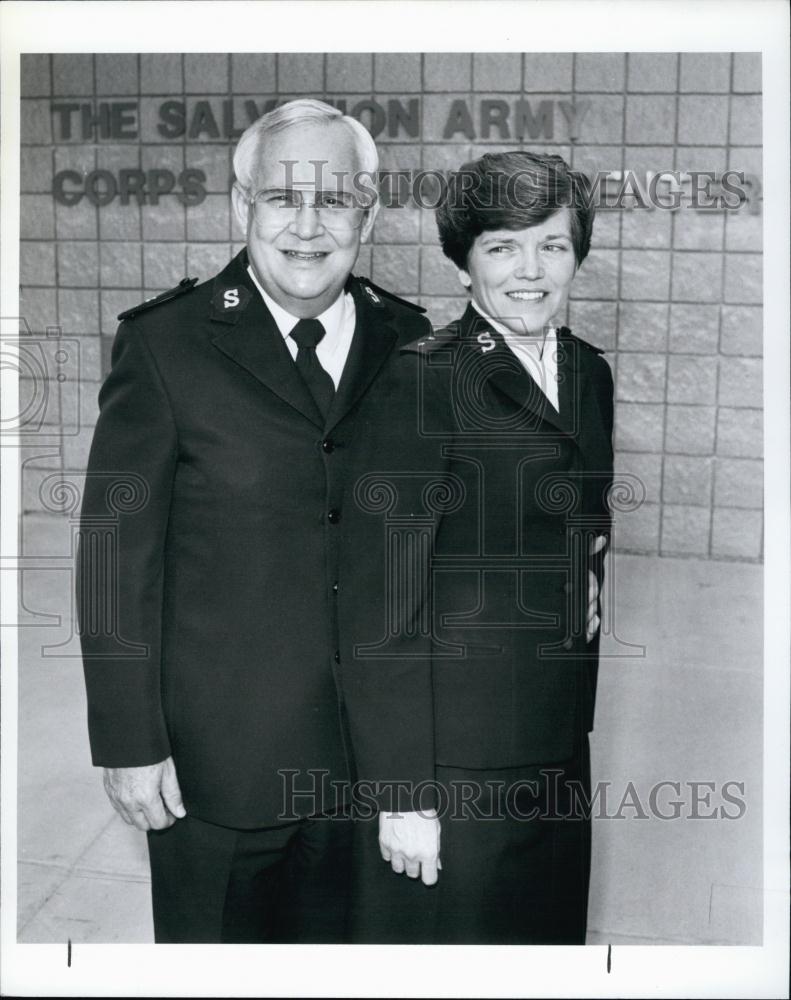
xmin=289 ymin=317 xmax=334 ymax=419
xmin=290 ymin=318 xmax=326 ymax=351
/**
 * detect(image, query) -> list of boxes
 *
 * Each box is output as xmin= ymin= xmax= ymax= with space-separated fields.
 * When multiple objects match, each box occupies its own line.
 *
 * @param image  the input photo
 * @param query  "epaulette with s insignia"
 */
xmin=117 ymin=277 xmax=199 ymax=321
xmin=557 ymin=325 xmax=606 ymax=355
xmin=355 ymin=277 xmax=426 ymax=314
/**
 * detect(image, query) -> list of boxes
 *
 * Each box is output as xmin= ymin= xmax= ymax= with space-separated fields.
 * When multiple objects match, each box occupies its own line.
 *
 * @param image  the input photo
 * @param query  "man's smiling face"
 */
xmin=233 ymin=120 xmax=376 ymax=318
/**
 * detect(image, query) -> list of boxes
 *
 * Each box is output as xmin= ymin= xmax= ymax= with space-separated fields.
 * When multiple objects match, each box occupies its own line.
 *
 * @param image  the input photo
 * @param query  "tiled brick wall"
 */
xmin=19 ymin=52 xmax=763 ymax=560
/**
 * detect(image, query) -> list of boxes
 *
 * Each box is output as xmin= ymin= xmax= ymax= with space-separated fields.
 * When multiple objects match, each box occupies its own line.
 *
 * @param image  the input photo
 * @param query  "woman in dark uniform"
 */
xmin=423 ymin=149 xmax=615 ymax=943
xmin=354 ymin=150 xmax=615 ymax=944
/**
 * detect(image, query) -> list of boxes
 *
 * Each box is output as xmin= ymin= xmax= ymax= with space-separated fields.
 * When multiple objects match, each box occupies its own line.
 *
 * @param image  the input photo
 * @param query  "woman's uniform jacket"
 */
xmin=77 ymin=249 xmax=449 ymax=829
xmin=402 ymin=302 xmax=614 ymax=769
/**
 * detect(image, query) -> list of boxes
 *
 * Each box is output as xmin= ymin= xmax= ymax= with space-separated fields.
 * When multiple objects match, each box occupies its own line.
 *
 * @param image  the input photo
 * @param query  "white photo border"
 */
xmin=1 ymin=1 xmax=788 ymax=996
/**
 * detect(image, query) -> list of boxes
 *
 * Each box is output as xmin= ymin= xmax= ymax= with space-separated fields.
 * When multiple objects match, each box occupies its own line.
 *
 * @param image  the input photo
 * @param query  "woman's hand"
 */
xmin=379 ymin=810 xmax=441 ymax=886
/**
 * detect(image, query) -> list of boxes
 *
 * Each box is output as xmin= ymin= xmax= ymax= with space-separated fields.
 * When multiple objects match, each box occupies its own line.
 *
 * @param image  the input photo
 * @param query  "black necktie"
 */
xmin=290 ymin=318 xmax=335 ymax=418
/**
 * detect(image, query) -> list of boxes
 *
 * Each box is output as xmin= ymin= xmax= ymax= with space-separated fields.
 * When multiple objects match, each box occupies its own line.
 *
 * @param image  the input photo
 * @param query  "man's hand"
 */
xmin=586 ymin=534 xmax=608 ymax=643
xmin=102 ymin=756 xmax=186 ymax=832
xmin=379 ymin=809 xmax=441 ymax=886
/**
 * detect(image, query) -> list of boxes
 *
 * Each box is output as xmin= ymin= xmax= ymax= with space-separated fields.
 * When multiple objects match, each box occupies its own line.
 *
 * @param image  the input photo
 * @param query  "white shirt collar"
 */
xmin=470 ymin=299 xmax=560 ymax=411
xmin=247 ymin=264 xmax=347 ymax=342
xmin=470 ymin=299 xmax=557 ymax=354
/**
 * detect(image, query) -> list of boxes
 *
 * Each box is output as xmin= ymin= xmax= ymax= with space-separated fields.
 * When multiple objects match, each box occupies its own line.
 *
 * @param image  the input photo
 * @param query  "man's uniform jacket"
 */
xmin=402 ymin=303 xmax=614 ymax=770
xmin=78 ymin=249 xmax=446 ymax=829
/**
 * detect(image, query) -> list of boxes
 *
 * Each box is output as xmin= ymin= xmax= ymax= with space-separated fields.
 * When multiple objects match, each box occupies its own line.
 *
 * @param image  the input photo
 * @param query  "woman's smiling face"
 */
xmin=461 ymin=207 xmax=578 ymax=335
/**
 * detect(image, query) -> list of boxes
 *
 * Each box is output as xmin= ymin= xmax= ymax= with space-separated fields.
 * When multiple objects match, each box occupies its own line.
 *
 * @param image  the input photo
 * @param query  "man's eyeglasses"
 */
xmin=247 ymin=187 xmax=371 ymax=232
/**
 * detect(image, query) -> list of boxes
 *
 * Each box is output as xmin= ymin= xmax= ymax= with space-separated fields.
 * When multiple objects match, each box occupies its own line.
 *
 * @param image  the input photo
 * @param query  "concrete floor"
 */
xmin=16 ymin=512 xmax=763 ymax=944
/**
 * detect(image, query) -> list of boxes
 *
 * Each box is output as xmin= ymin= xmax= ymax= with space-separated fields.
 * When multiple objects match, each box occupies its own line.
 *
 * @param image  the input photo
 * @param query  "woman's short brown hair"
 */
xmin=436 ymin=150 xmax=595 ymax=270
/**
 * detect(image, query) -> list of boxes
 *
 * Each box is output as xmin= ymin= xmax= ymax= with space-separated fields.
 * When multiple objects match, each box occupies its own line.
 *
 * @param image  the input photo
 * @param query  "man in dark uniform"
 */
xmin=77 ymin=98 xmax=441 ymax=942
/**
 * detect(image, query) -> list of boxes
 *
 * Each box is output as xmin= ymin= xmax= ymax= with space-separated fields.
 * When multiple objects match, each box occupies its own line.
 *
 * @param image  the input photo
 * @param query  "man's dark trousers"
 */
xmin=147 ymin=811 xmax=353 ymax=943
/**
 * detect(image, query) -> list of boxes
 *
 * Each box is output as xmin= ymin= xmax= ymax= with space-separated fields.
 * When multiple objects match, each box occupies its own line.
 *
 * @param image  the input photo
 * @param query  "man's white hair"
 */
xmin=233 ymin=98 xmax=379 ymax=193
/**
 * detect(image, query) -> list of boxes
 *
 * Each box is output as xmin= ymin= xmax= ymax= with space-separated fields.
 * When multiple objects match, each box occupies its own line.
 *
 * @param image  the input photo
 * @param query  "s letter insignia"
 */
xmin=477 ymin=331 xmax=495 ymax=353
xmin=211 ymin=284 xmax=251 ymax=319
xmin=363 ymin=284 xmax=382 ymax=306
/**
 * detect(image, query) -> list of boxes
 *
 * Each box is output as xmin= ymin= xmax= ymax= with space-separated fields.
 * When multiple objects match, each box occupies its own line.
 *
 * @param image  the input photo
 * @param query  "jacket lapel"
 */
xmin=324 ymin=279 xmax=398 ymax=432
xmin=209 ymin=250 xmax=325 ymax=428
xmin=557 ymin=328 xmax=610 ymax=465
xmin=459 ymin=304 xmax=578 ymax=436
xmin=554 ymin=328 xmax=588 ymax=439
